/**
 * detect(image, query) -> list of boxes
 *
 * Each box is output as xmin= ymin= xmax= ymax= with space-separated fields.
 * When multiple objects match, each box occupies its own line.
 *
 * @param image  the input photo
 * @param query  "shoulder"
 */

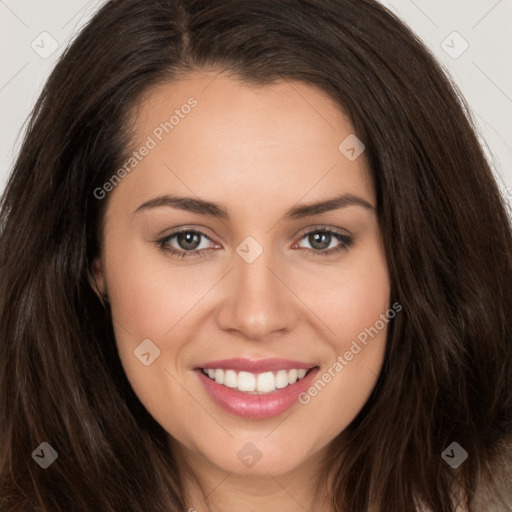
xmin=415 ymin=436 xmax=512 ymax=512
xmin=470 ymin=435 xmax=512 ymax=512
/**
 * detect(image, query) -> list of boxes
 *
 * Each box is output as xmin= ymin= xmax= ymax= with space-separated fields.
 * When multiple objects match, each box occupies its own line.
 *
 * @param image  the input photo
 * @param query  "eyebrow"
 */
xmin=134 ymin=193 xmax=375 ymax=220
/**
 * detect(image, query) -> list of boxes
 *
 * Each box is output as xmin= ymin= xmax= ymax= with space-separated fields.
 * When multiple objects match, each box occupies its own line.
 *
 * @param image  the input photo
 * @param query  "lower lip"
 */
xmin=195 ymin=367 xmax=319 ymax=420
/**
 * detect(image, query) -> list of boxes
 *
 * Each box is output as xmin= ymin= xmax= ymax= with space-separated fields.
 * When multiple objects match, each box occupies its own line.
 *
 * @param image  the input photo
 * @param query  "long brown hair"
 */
xmin=1 ymin=0 xmax=511 ymax=510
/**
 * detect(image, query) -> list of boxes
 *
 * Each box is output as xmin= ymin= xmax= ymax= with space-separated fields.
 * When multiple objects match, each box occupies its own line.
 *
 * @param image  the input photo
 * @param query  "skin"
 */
xmin=93 ymin=71 xmax=390 ymax=512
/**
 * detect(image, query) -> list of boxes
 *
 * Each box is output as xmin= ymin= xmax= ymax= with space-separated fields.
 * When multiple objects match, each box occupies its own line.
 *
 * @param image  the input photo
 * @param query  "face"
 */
xmin=93 ymin=71 xmax=390 ymax=481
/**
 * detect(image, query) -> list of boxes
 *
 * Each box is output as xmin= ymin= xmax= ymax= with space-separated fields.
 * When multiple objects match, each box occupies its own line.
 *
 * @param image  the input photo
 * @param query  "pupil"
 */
xmin=309 ymin=232 xmax=331 ymax=250
xmin=178 ymin=232 xmax=200 ymax=250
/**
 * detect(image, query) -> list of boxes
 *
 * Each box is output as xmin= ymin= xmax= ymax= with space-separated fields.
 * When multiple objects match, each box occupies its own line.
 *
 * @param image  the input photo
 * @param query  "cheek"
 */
xmin=295 ymin=244 xmax=390 ymax=423
xmin=103 ymin=246 xmax=197 ymax=435
xmin=329 ymin=269 xmax=390 ymax=346
xmin=104 ymin=238 xmax=212 ymax=339
xmin=300 ymin=245 xmax=390 ymax=348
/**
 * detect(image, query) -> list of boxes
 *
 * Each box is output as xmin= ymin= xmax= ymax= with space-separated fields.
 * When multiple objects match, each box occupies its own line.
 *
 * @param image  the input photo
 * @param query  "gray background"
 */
xmin=1 ymin=0 xmax=511 ymax=199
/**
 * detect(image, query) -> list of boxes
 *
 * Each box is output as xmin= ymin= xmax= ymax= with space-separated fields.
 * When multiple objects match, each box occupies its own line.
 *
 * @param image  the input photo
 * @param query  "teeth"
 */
xmin=224 ymin=369 xmax=237 ymax=388
xmin=201 ymin=367 xmax=311 ymax=394
xmin=275 ymin=370 xmax=289 ymax=389
xmin=214 ymin=369 xmax=224 ymax=385
xmin=257 ymin=372 xmax=276 ymax=393
xmin=238 ymin=371 xmax=256 ymax=392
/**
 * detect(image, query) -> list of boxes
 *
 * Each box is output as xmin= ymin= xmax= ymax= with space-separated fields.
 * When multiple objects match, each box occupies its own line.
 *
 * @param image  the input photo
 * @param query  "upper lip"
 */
xmin=197 ymin=358 xmax=317 ymax=373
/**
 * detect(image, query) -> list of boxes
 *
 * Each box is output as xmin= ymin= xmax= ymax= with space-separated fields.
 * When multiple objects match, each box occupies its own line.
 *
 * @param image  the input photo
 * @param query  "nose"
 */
xmin=216 ymin=247 xmax=299 ymax=341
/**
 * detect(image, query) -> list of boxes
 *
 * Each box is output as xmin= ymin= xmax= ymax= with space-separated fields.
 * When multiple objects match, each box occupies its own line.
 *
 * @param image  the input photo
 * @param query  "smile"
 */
xmin=201 ymin=368 xmax=309 ymax=394
xmin=195 ymin=358 xmax=320 ymax=419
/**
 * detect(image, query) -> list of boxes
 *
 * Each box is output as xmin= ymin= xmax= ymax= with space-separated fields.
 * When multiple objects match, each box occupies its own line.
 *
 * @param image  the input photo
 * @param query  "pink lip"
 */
xmin=195 ymin=365 xmax=320 ymax=420
xmin=197 ymin=357 xmax=316 ymax=373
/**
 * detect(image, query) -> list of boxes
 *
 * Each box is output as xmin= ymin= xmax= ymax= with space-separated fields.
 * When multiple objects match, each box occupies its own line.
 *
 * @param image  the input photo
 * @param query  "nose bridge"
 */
xmin=235 ymin=248 xmax=276 ymax=301
xmin=216 ymin=237 xmax=297 ymax=339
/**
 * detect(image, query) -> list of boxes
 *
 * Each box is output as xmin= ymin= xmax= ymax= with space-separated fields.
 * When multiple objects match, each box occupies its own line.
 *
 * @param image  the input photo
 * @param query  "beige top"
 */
xmin=454 ymin=437 xmax=511 ymax=511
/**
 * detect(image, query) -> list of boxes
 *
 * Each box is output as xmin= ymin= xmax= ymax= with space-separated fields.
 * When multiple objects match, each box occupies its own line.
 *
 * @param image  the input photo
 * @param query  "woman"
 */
xmin=0 ymin=0 xmax=511 ymax=510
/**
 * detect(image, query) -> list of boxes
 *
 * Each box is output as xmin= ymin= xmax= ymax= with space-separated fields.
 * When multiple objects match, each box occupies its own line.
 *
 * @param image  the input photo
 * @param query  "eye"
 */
xmin=293 ymin=228 xmax=353 ymax=256
xmin=156 ymin=229 xmax=219 ymax=259
xmin=156 ymin=226 xmax=353 ymax=260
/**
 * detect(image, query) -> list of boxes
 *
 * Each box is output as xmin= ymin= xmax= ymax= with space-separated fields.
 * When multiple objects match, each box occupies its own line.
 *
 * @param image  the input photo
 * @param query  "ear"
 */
xmin=88 ymin=256 xmax=108 ymax=302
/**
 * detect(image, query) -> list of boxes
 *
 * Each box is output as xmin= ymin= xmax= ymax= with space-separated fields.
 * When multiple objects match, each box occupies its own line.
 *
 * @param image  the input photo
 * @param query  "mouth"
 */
xmin=194 ymin=358 xmax=320 ymax=419
xmin=199 ymin=367 xmax=313 ymax=394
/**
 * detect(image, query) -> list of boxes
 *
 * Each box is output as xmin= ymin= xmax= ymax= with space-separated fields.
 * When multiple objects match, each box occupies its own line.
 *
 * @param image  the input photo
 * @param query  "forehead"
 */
xmin=115 ymin=71 xmax=374 ymax=216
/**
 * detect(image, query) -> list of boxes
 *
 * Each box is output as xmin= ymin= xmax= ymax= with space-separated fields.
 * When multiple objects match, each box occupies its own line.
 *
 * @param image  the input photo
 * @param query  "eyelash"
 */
xmin=156 ymin=227 xmax=353 ymax=260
